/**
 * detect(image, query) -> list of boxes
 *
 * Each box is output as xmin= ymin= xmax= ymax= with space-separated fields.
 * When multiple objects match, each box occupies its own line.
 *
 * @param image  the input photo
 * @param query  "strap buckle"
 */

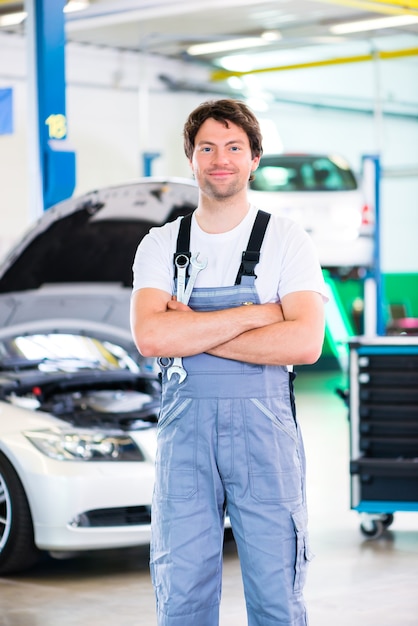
xmin=237 ymin=250 xmax=260 ymax=280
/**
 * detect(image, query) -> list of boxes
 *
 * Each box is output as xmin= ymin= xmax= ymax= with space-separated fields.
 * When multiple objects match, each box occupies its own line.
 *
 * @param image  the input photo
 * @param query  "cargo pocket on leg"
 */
xmin=291 ymin=508 xmax=314 ymax=594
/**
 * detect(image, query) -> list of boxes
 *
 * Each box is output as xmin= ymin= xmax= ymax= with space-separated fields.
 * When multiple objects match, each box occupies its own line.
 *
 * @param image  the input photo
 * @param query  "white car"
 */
xmin=0 ymin=177 xmax=199 ymax=574
xmin=249 ymin=153 xmax=375 ymax=275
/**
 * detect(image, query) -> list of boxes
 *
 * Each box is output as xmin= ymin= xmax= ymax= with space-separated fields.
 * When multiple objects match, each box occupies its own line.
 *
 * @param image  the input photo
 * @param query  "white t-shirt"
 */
xmin=132 ymin=205 xmax=327 ymax=304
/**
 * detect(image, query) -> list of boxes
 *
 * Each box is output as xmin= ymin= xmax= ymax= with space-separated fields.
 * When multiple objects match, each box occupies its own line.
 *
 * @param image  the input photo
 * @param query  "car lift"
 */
xmin=26 ymin=0 xmax=76 ymax=215
xmin=324 ymin=154 xmax=383 ymax=373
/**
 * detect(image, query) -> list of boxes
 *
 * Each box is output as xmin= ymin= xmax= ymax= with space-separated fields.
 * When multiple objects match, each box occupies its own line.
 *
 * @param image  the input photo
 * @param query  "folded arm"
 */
xmin=130 ymin=288 xmax=284 ymax=359
xmin=131 ymin=288 xmax=324 ymax=366
xmin=207 ymin=291 xmax=325 ymax=365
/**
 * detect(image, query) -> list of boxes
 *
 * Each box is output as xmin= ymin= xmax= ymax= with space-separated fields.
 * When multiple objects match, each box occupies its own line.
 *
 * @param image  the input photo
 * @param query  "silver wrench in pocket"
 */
xmin=167 ymin=252 xmax=208 ymax=383
xmin=175 ymin=254 xmax=189 ymax=302
xmin=183 ymin=253 xmax=208 ymax=303
xmin=165 ymin=253 xmax=190 ymax=383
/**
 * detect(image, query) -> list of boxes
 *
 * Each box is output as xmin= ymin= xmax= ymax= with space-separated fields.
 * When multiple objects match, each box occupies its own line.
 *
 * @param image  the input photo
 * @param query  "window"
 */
xmin=250 ymin=155 xmax=357 ymax=192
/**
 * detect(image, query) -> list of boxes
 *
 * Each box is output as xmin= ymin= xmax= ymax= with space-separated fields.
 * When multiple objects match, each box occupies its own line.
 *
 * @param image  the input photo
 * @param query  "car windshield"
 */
xmin=0 ymin=332 xmax=141 ymax=374
xmin=250 ymin=155 xmax=357 ymax=192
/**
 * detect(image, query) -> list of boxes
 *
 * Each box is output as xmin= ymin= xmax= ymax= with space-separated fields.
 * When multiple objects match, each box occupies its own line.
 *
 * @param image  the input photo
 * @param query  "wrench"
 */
xmin=165 ymin=254 xmax=190 ymax=382
xmin=183 ymin=253 xmax=208 ymax=303
xmin=167 ymin=252 xmax=208 ymax=382
xmin=175 ymin=254 xmax=189 ymax=302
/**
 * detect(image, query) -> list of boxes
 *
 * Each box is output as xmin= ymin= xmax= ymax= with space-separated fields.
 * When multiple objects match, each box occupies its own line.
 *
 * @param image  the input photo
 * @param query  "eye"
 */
xmin=201 ymin=146 xmax=212 ymax=152
xmin=230 ymin=145 xmax=240 ymax=152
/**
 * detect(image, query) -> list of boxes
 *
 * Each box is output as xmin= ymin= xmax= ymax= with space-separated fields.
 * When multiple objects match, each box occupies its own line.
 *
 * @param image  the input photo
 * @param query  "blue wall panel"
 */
xmin=0 ymin=88 xmax=13 ymax=135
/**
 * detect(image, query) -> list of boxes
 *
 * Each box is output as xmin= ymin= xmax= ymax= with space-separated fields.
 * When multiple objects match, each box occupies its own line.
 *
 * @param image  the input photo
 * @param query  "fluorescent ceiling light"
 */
xmin=226 ymin=76 xmax=244 ymax=90
xmin=330 ymin=14 xmax=418 ymax=35
xmin=0 ymin=11 xmax=27 ymax=27
xmin=0 ymin=1 xmax=88 ymax=27
xmin=187 ymin=37 xmax=270 ymax=56
xmin=220 ymin=54 xmax=255 ymax=72
xmin=64 ymin=0 xmax=90 ymax=13
xmin=261 ymin=30 xmax=281 ymax=42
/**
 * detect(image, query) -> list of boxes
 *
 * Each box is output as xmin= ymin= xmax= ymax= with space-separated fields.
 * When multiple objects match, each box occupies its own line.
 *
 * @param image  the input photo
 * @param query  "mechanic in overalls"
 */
xmin=131 ymin=99 xmax=327 ymax=626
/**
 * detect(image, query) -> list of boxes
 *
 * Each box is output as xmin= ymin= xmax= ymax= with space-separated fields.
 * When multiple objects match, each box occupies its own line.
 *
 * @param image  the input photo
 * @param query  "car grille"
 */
xmin=73 ymin=506 xmax=151 ymax=527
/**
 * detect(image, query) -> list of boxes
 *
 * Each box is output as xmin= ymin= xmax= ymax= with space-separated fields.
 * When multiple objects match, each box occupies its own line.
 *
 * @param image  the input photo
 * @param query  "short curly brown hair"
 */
xmin=183 ymin=99 xmax=263 ymax=162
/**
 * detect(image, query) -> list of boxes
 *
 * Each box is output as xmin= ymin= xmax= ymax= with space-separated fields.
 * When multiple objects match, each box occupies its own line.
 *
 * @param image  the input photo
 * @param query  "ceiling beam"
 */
xmin=316 ymin=0 xmax=418 ymax=16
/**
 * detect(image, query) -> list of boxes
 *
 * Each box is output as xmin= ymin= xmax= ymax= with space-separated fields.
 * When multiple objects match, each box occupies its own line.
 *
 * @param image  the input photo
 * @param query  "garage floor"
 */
xmin=1 ymin=369 xmax=417 ymax=626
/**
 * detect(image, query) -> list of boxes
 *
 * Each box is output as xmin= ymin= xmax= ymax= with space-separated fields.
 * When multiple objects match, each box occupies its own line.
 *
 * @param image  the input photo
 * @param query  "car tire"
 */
xmin=0 ymin=452 xmax=41 ymax=574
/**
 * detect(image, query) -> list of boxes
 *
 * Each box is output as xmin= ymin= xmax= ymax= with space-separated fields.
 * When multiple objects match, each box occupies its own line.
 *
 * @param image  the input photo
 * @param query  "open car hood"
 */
xmin=0 ymin=178 xmax=198 ymax=331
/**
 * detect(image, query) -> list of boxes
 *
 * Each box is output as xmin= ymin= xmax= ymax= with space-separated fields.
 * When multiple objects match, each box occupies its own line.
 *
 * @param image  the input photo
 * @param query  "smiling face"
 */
xmin=189 ymin=118 xmax=260 ymax=202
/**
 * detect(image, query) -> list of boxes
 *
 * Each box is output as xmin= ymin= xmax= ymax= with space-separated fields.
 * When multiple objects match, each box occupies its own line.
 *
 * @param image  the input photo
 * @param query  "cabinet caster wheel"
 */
xmin=360 ymin=519 xmax=384 ymax=539
xmin=381 ymin=513 xmax=394 ymax=529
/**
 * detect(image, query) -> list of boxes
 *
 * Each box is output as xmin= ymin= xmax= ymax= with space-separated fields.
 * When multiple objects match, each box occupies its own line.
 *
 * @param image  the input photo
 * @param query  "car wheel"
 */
xmin=0 ymin=452 xmax=41 ymax=574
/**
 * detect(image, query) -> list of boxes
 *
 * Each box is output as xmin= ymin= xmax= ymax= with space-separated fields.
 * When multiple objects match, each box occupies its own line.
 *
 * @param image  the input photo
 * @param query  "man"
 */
xmin=131 ymin=99 xmax=326 ymax=626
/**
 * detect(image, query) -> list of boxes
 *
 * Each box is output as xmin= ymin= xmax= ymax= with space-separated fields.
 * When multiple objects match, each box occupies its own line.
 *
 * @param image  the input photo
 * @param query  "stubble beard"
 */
xmin=200 ymin=175 xmax=246 ymax=201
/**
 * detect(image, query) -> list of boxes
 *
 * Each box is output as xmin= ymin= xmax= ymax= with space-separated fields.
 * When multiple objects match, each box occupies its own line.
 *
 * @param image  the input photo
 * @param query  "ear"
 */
xmin=251 ymin=155 xmax=260 ymax=172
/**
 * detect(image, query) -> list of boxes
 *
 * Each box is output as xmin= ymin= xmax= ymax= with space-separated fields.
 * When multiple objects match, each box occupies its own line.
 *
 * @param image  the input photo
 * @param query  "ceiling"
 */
xmin=64 ymin=0 xmax=418 ymax=55
xmin=1 ymin=1 xmax=417 ymax=56
xmin=1 ymin=0 xmax=418 ymax=95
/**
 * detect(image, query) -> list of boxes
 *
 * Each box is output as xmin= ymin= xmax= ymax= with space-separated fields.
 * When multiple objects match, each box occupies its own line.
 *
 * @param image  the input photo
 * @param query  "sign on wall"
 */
xmin=0 ymin=88 xmax=13 ymax=135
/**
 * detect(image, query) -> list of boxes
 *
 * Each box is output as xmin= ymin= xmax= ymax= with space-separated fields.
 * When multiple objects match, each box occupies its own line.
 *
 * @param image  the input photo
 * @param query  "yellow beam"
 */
xmin=368 ymin=0 xmax=418 ymax=8
xmin=379 ymin=46 xmax=418 ymax=58
xmin=211 ymin=47 xmax=418 ymax=80
xmin=312 ymin=0 xmax=418 ymax=16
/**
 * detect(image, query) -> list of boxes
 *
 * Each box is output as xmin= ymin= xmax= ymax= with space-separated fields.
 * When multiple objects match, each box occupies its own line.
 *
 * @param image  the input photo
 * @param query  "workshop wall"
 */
xmin=0 ymin=31 xmax=417 ymax=279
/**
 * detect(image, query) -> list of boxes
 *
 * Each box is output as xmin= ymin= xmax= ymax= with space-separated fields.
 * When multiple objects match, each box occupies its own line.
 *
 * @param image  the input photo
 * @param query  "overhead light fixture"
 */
xmin=0 ymin=1 xmax=89 ymax=28
xmin=219 ymin=55 xmax=252 ymax=71
xmin=187 ymin=38 xmax=269 ymax=56
xmin=226 ymin=76 xmax=245 ymax=90
xmin=64 ymin=0 xmax=90 ymax=13
xmin=330 ymin=14 xmax=418 ymax=35
xmin=260 ymin=30 xmax=281 ymax=42
xmin=0 ymin=11 xmax=27 ymax=27
xmin=187 ymin=31 xmax=281 ymax=57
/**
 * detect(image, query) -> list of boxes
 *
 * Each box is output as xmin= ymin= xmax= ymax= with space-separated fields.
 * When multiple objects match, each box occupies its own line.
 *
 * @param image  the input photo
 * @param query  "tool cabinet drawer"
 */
xmin=359 ymin=404 xmax=416 ymax=421
xmin=359 ymin=435 xmax=418 ymax=458
xmin=350 ymin=459 xmax=418 ymax=503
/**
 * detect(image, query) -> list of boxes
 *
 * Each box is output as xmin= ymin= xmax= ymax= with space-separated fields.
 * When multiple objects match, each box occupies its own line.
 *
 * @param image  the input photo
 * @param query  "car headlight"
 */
xmin=24 ymin=429 xmax=145 ymax=462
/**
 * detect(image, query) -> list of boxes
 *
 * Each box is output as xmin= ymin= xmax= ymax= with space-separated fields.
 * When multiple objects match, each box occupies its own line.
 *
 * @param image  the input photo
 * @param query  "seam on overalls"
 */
xmin=157 ymin=398 xmax=192 ymax=433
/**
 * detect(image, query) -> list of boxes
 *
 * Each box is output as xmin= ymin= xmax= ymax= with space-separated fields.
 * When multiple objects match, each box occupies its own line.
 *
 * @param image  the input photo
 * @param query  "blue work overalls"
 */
xmin=151 ymin=211 xmax=312 ymax=626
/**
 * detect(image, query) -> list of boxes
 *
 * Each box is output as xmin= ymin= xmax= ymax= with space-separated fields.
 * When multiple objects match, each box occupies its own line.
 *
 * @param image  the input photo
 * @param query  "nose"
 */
xmin=211 ymin=147 xmax=230 ymax=165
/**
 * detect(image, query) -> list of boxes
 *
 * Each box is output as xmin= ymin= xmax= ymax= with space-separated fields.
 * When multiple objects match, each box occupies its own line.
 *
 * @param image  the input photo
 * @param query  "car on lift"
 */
xmin=0 ymin=177 xmax=199 ymax=575
xmin=249 ymin=153 xmax=374 ymax=276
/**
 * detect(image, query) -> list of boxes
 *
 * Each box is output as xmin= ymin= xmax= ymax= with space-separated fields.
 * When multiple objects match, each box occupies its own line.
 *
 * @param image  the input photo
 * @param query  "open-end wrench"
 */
xmin=165 ymin=254 xmax=190 ymax=382
xmin=183 ymin=253 xmax=208 ymax=303
xmin=167 ymin=252 xmax=208 ymax=383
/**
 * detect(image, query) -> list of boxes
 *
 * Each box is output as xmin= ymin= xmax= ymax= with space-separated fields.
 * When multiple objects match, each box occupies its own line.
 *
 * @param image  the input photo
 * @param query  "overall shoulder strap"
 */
xmin=176 ymin=212 xmax=193 ymax=255
xmin=235 ymin=210 xmax=271 ymax=285
xmin=174 ymin=212 xmax=193 ymax=275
